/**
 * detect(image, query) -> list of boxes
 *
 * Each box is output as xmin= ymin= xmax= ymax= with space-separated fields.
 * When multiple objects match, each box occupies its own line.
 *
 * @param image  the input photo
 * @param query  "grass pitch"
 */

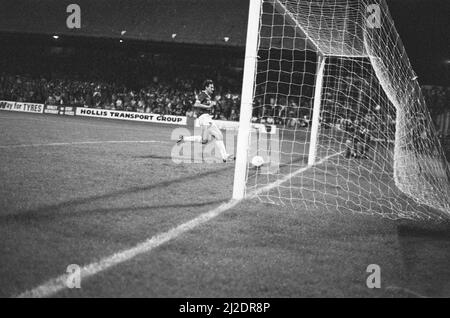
xmin=1 ymin=111 xmax=450 ymax=298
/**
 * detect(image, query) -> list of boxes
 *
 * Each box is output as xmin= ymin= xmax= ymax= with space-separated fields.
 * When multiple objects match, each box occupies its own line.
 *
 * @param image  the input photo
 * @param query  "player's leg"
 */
xmin=179 ymin=135 xmax=202 ymax=143
xmin=357 ymin=141 xmax=364 ymax=158
xmin=177 ymin=115 xmax=206 ymax=143
xmin=353 ymin=139 xmax=360 ymax=158
xmin=345 ymin=139 xmax=352 ymax=158
xmin=200 ymin=124 xmax=209 ymax=143
xmin=208 ymin=124 xmax=234 ymax=161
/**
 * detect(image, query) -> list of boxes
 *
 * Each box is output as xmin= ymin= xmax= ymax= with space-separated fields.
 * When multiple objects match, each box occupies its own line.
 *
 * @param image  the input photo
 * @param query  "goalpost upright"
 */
xmin=232 ymin=0 xmax=262 ymax=200
xmin=308 ymin=54 xmax=326 ymax=166
xmin=233 ymin=0 xmax=325 ymax=198
xmin=232 ymin=0 xmax=450 ymax=220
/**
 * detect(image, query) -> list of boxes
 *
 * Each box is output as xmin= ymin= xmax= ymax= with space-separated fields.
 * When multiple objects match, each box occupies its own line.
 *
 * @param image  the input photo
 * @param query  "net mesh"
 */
xmin=246 ymin=0 xmax=450 ymax=221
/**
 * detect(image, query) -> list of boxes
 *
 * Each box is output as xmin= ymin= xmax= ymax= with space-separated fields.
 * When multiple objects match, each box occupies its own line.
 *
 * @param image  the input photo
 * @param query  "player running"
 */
xmin=177 ymin=79 xmax=234 ymax=162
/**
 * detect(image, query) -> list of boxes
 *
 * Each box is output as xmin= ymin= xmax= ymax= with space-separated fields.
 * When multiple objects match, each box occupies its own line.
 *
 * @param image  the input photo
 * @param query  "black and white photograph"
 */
xmin=0 ymin=0 xmax=450 ymax=301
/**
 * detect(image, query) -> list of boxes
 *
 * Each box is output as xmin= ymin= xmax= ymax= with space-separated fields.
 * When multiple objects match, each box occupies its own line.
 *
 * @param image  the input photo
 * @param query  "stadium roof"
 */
xmin=0 ymin=0 xmax=250 ymax=47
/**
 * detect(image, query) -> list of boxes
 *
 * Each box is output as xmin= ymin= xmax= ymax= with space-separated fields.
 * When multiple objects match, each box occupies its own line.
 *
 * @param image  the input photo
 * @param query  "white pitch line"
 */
xmin=0 ymin=115 xmax=168 ymax=134
xmin=0 ymin=140 xmax=168 ymax=149
xmin=15 ymin=151 xmax=341 ymax=298
xmin=386 ymin=285 xmax=428 ymax=298
xmin=249 ymin=152 xmax=341 ymax=197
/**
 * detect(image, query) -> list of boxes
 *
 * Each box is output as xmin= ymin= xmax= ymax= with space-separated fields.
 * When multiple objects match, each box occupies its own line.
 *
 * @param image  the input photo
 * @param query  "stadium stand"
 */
xmin=0 ymin=0 xmax=248 ymax=47
xmin=0 ymin=72 xmax=242 ymax=119
xmin=0 ymin=0 xmax=448 ymax=130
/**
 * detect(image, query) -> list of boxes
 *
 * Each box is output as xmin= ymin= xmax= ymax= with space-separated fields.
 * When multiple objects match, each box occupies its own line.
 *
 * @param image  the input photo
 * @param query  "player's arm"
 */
xmin=194 ymin=99 xmax=216 ymax=109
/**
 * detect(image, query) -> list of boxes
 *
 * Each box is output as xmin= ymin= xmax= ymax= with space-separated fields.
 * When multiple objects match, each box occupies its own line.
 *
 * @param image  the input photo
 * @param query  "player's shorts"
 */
xmin=198 ymin=114 xmax=223 ymax=139
xmin=198 ymin=114 xmax=213 ymax=127
xmin=207 ymin=124 xmax=223 ymax=140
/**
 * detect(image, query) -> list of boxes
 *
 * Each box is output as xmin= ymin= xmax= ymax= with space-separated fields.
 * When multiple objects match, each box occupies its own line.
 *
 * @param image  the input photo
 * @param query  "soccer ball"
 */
xmin=251 ymin=156 xmax=264 ymax=167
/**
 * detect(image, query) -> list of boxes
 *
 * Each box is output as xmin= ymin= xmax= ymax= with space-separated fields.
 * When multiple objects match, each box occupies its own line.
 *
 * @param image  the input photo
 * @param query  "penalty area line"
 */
xmin=0 ymin=114 xmax=173 ymax=134
xmin=15 ymin=151 xmax=341 ymax=298
xmin=385 ymin=285 xmax=428 ymax=298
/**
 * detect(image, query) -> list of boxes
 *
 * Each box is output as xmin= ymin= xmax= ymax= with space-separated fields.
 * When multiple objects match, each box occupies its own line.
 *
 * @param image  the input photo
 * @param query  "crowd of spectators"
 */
xmin=0 ymin=43 xmax=248 ymax=120
xmin=0 ymin=72 xmax=242 ymax=120
xmin=1 ymin=69 xmax=449 ymax=126
xmin=251 ymin=94 xmax=313 ymax=127
xmin=422 ymin=85 xmax=450 ymax=117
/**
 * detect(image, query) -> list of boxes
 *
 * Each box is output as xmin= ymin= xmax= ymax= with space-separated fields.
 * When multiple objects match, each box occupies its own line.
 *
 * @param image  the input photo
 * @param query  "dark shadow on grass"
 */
xmin=397 ymin=223 xmax=450 ymax=240
xmin=137 ymin=155 xmax=177 ymax=160
xmin=395 ymin=222 xmax=450 ymax=297
xmin=0 ymin=166 xmax=230 ymax=222
xmin=0 ymin=200 xmax=225 ymax=224
xmin=137 ymin=154 xmax=225 ymax=163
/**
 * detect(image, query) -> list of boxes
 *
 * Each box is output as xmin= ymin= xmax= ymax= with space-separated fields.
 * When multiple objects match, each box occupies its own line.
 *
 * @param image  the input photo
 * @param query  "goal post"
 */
xmin=232 ymin=0 xmax=450 ymax=221
xmin=232 ymin=0 xmax=263 ymax=200
xmin=308 ymin=54 xmax=326 ymax=166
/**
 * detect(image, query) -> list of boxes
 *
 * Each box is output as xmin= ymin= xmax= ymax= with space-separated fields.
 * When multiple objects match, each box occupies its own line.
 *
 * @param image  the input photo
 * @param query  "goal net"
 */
xmin=238 ymin=0 xmax=450 ymax=221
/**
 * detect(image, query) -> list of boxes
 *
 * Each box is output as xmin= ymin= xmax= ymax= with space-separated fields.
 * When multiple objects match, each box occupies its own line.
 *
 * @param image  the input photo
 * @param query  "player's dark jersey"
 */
xmin=195 ymin=90 xmax=213 ymax=116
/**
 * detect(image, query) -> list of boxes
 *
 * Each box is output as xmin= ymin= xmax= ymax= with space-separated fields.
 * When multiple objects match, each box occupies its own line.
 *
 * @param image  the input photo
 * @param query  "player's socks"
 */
xmin=183 ymin=136 xmax=202 ymax=143
xmin=216 ymin=140 xmax=229 ymax=160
